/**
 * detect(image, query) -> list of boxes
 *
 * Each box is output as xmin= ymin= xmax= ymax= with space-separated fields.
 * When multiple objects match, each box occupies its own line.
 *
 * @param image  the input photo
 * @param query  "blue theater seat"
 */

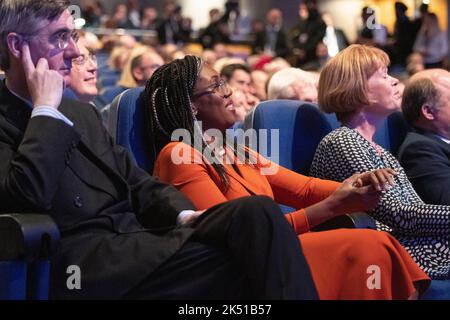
xmin=0 ymin=214 xmax=59 ymax=300
xmin=106 ymin=87 xmax=151 ymax=172
xmin=98 ymin=75 xmax=119 ymax=89
xmin=96 ymin=86 xmax=128 ymax=109
xmin=244 ymin=100 xmax=333 ymax=175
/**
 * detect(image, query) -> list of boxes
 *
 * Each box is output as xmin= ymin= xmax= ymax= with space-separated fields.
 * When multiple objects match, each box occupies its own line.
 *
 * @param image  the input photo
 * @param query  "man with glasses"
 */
xmin=67 ymin=37 xmax=98 ymax=104
xmin=0 ymin=0 xmax=319 ymax=300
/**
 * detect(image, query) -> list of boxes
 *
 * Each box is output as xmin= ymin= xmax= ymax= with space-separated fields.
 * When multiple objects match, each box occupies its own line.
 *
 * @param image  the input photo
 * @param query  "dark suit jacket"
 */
xmin=0 ymin=81 xmax=196 ymax=299
xmin=398 ymin=130 xmax=450 ymax=205
xmin=252 ymin=27 xmax=289 ymax=58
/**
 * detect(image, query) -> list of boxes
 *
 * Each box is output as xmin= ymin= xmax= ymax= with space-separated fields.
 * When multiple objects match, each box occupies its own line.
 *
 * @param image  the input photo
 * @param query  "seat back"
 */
xmin=0 ymin=214 xmax=59 ymax=300
xmin=97 ymin=86 xmax=127 ymax=109
xmin=245 ymin=100 xmax=335 ymax=175
xmin=98 ymin=75 xmax=119 ymax=89
xmin=107 ymin=87 xmax=153 ymax=172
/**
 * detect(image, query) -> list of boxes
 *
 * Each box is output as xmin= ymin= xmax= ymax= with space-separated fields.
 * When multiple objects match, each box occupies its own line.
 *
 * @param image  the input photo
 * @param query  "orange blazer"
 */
xmin=154 ymin=142 xmax=340 ymax=234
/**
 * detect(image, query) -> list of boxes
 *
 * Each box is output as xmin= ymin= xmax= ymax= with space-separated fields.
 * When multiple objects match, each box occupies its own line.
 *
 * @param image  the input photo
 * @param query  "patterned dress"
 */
xmin=310 ymin=127 xmax=450 ymax=279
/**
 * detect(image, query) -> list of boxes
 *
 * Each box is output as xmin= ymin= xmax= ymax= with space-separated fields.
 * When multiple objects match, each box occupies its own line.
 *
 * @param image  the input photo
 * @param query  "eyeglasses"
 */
xmin=22 ymin=30 xmax=79 ymax=51
xmin=73 ymin=52 xmax=97 ymax=66
xmin=192 ymin=79 xmax=233 ymax=99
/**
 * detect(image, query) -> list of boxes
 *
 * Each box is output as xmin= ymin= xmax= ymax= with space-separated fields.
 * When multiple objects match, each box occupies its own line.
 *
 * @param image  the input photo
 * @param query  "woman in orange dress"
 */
xmin=143 ymin=55 xmax=430 ymax=299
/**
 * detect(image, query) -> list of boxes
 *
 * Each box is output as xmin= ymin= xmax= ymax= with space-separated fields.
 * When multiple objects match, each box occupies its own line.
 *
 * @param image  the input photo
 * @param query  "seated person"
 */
xmin=310 ymin=45 xmax=450 ymax=280
xmin=0 ymin=0 xmax=322 ymax=300
xmin=66 ymin=38 xmax=98 ymax=105
xmin=250 ymin=70 xmax=269 ymax=101
xmin=129 ymin=51 xmax=164 ymax=87
xmin=117 ymin=46 xmax=160 ymax=89
xmin=221 ymin=63 xmax=260 ymax=108
xmin=144 ymin=55 xmax=430 ymax=299
xmin=267 ymin=67 xmax=318 ymax=103
xmin=398 ymin=69 xmax=450 ymax=205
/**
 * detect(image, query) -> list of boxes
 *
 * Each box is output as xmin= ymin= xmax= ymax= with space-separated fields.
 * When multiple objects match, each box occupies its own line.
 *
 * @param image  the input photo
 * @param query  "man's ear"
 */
xmin=132 ymin=67 xmax=143 ymax=82
xmin=421 ymin=104 xmax=436 ymax=121
xmin=6 ymin=33 xmax=23 ymax=59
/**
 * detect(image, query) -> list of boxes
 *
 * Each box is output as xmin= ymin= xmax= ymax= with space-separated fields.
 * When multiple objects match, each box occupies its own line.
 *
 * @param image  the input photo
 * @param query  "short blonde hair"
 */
xmin=318 ymin=45 xmax=389 ymax=122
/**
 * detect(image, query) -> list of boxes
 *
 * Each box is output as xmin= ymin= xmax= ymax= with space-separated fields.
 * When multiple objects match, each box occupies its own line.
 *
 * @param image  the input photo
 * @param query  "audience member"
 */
xmin=250 ymin=70 xmax=269 ymax=101
xmin=268 ymin=68 xmax=317 ymax=103
xmin=105 ymin=3 xmax=134 ymax=29
xmin=414 ymin=13 xmax=449 ymax=69
xmin=252 ymin=8 xmax=289 ymax=58
xmin=393 ymin=2 xmax=415 ymax=67
xmin=199 ymin=8 xmax=231 ymax=49
xmin=141 ymin=6 xmax=160 ymax=31
xmin=289 ymin=1 xmax=326 ymax=67
xmin=67 ymin=39 xmax=98 ymax=104
xmin=399 ymin=69 xmax=450 ymax=205
xmin=311 ymin=45 xmax=450 ymax=280
xmin=321 ymin=12 xmax=349 ymax=58
xmin=221 ymin=63 xmax=259 ymax=107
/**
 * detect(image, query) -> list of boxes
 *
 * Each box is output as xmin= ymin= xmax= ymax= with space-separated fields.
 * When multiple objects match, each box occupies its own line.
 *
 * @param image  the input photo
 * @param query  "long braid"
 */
xmin=144 ymin=56 xmax=231 ymax=188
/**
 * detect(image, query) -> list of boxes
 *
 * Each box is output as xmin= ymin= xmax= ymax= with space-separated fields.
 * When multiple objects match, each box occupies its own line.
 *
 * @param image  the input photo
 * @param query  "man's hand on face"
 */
xmin=21 ymin=42 xmax=64 ymax=109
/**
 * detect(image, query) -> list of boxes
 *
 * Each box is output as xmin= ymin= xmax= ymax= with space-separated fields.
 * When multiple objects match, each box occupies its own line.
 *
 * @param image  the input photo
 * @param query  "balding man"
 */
xmin=398 ymin=69 xmax=450 ymax=205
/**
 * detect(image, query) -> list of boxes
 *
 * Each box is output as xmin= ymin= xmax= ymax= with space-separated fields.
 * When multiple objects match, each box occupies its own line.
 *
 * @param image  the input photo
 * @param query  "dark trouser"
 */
xmin=126 ymin=196 xmax=318 ymax=300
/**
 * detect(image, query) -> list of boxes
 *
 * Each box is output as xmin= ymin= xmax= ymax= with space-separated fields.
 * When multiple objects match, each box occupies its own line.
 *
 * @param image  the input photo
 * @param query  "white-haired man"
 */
xmin=267 ymin=67 xmax=318 ymax=103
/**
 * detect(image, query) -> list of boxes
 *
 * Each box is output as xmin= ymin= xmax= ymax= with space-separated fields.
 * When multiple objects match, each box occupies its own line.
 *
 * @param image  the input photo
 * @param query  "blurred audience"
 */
xmin=251 ymin=70 xmax=269 ymax=101
xmin=289 ymin=1 xmax=326 ymax=67
xmin=321 ymin=12 xmax=349 ymax=58
xmin=357 ymin=6 xmax=388 ymax=48
xmin=267 ymin=67 xmax=318 ymax=103
xmin=252 ymin=8 xmax=289 ymax=58
xmin=414 ymin=13 xmax=449 ymax=69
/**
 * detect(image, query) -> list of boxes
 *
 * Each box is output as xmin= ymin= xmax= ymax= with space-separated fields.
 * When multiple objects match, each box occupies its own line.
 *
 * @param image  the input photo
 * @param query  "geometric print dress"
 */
xmin=310 ymin=127 xmax=450 ymax=279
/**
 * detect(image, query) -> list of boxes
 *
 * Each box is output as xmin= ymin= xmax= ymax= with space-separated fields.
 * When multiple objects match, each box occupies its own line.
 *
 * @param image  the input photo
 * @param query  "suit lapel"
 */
xmin=58 ymin=102 xmax=127 ymax=199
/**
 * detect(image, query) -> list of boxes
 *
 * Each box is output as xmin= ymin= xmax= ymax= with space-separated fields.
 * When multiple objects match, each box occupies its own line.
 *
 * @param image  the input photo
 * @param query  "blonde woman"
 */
xmin=311 ymin=44 xmax=450 ymax=279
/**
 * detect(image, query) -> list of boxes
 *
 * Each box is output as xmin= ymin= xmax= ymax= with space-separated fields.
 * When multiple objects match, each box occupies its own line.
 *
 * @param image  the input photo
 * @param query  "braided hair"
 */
xmin=144 ymin=55 xmax=232 ymax=188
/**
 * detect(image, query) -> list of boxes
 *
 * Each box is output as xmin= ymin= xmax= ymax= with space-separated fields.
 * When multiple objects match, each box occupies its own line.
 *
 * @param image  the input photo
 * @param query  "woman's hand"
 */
xmin=353 ymin=168 xmax=397 ymax=191
xmin=326 ymin=169 xmax=396 ymax=216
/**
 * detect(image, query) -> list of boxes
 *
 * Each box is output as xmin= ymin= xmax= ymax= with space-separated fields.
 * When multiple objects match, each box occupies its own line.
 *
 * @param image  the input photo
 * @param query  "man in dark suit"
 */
xmin=398 ymin=69 xmax=450 ymax=205
xmin=252 ymin=8 xmax=289 ymax=58
xmin=0 ymin=0 xmax=318 ymax=299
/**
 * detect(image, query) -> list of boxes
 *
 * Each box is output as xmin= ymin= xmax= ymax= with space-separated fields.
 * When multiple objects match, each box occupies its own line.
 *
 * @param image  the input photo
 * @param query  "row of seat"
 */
xmin=1 ymin=88 xmax=448 ymax=300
